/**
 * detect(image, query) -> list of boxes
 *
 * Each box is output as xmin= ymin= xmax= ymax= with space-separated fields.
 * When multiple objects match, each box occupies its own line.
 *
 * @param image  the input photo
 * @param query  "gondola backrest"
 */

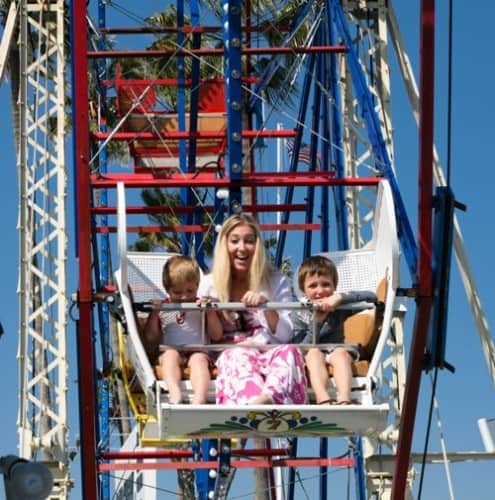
xmin=309 ymin=180 xmax=399 ymax=375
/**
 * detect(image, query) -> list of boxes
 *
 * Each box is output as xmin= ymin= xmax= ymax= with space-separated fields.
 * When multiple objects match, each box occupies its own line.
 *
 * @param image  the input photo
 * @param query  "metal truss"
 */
xmin=339 ymin=2 xmax=413 ymax=496
xmin=17 ymin=1 xmax=70 ymax=497
xmin=341 ymin=0 xmax=394 ymax=249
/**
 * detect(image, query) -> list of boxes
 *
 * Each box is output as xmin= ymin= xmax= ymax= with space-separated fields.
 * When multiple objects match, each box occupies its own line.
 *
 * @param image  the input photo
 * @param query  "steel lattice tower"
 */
xmin=16 ymin=0 xmax=70 ymax=497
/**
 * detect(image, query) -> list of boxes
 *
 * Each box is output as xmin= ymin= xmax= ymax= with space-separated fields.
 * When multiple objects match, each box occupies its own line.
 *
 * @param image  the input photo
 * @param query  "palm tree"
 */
xmin=129 ymin=188 xmax=214 ymax=258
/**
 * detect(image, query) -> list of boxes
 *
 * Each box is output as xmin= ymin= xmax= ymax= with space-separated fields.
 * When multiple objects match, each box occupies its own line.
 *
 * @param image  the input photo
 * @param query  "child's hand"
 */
xmin=241 ymin=291 xmax=268 ymax=307
xmin=315 ymin=293 xmax=341 ymax=313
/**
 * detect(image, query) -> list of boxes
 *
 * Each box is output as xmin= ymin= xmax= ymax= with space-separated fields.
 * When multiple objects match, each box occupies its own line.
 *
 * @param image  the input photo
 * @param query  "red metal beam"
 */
xmin=392 ymin=1 xmax=435 ymax=497
xmin=99 ymin=25 xmax=292 ymax=35
xmin=98 ymin=457 xmax=354 ymax=472
xmin=105 ymin=76 xmax=259 ymax=87
xmin=94 ymin=223 xmax=321 ymax=234
xmin=91 ymin=130 xmax=298 ymax=141
xmin=101 ymin=448 xmax=291 ymax=460
xmin=88 ymin=45 xmax=347 ymax=59
xmin=90 ymin=203 xmax=308 ymax=215
xmin=73 ymin=0 xmax=98 ymax=498
xmin=89 ymin=172 xmax=381 ymax=189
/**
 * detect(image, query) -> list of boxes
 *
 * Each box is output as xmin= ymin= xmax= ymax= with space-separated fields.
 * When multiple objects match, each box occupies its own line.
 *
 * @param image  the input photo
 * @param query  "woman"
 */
xmin=202 ymin=213 xmax=307 ymax=405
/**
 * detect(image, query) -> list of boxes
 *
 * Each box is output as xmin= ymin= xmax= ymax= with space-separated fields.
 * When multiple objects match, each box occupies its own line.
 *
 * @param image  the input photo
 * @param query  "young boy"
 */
xmin=291 ymin=255 xmax=376 ymax=405
xmin=144 ymin=256 xmax=222 ymax=404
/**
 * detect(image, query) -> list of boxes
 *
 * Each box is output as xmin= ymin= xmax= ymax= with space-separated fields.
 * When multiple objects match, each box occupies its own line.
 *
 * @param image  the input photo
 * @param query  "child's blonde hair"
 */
xmin=162 ymin=255 xmax=201 ymax=291
xmin=211 ymin=214 xmax=272 ymax=302
xmin=297 ymin=255 xmax=338 ymax=292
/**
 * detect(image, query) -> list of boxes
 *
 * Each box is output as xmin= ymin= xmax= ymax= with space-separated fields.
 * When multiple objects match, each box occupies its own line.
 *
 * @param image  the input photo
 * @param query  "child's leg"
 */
xmin=160 ymin=349 xmax=183 ymax=404
xmin=305 ymin=348 xmax=331 ymax=404
xmin=327 ymin=348 xmax=353 ymax=403
xmin=188 ymin=352 xmax=211 ymax=404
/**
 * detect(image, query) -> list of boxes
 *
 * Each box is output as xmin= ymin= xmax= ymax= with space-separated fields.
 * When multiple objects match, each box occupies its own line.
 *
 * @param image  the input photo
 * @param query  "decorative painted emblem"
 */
xmin=192 ymin=409 xmax=346 ymax=436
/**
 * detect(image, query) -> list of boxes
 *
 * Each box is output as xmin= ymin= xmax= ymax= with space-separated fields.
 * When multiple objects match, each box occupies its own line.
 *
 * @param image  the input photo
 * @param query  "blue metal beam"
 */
xmin=303 ymin=29 xmax=324 ymax=258
xmin=275 ymin=52 xmax=316 ymax=267
xmin=327 ymin=2 xmax=348 ymax=251
xmin=222 ymin=0 xmax=244 ymax=211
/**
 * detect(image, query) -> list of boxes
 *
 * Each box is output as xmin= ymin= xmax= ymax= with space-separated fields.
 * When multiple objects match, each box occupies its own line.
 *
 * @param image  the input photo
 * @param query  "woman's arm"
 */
xmin=205 ymin=310 xmax=223 ymax=342
xmin=246 ymin=272 xmax=294 ymax=344
xmin=269 ymin=272 xmax=294 ymax=341
xmin=198 ymin=279 xmax=223 ymax=342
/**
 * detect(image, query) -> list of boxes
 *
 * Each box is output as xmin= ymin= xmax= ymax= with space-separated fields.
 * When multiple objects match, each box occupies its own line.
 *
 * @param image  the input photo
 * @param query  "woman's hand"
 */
xmin=241 ymin=291 xmax=280 ymax=334
xmin=238 ymin=338 xmax=265 ymax=346
xmin=150 ymin=298 xmax=163 ymax=315
xmin=241 ymin=291 xmax=268 ymax=307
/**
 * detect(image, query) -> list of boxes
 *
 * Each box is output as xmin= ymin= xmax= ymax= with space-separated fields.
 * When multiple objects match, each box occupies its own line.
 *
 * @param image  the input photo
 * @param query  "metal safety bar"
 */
xmin=133 ymin=299 xmax=377 ymax=346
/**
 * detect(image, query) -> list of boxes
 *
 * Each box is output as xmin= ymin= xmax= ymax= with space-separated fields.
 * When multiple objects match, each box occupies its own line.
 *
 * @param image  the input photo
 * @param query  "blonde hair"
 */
xmin=162 ymin=255 xmax=201 ymax=291
xmin=211 ymin=214 xmax=272 ymax=302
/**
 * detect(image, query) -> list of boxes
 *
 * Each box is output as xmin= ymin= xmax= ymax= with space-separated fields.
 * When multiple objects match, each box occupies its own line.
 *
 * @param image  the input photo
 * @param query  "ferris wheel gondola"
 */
xmin=113 ymin=179 xmax=397 ymax=448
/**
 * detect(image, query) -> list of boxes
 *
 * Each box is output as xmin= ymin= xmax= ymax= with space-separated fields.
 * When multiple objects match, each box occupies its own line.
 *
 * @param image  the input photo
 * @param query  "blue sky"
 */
xmin=0 ymin=2 xmax=494 ymax=498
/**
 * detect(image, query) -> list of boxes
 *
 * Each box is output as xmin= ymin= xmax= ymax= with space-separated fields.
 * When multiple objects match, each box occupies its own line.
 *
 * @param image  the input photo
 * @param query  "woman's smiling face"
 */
xmin=227 ymin=223 xmax=257 ymax=275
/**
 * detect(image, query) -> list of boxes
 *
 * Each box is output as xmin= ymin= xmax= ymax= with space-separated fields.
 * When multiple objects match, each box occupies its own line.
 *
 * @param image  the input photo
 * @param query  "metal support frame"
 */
xmin=222 ymin=0 xmax=243 ymax=210
xmin=71 ymin=0 xmax=99 ymax=498
xmin=93 ymin=2 xmax=113 ymax=497
xmin=333 ymin=0 xmax=417 ymax=278
xmin=391 ymin=0 xmax=435 ymax=496
xmin=17 ymin=1 xmax=70 ymax=498
xmin=387 ymin=3 xmax=495 ymax=384
xmin=364 ymin=311 xmax=409 ymax=494
xmin=340 ymin=0 xmax=394 ymax=250
xmin=0 ymin=1 xmax=18 ymax=84
xmin=193 ymin=439 xmax=218 ymax=500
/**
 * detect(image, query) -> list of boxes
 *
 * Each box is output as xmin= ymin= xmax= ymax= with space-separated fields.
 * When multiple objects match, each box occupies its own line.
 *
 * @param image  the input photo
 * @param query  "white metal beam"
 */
xmin=0 ymin=1 xmax=18 ymax=86
xmin=17 ymin=1 xmax=70 ymax=498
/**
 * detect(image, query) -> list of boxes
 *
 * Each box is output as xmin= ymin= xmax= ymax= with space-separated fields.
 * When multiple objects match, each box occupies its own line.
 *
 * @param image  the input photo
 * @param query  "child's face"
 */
xmin=167 ymin=281 xmax=198 ymax=302
xmin=303 ymin=273 xmax=335 ymax=300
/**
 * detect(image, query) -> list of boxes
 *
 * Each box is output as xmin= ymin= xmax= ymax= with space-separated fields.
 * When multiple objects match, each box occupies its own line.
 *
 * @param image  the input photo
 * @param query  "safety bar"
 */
xmin=133 ymin=300 xmax=378 ymax=312
xmin=134 ymin=299 xmax=378 ymax=346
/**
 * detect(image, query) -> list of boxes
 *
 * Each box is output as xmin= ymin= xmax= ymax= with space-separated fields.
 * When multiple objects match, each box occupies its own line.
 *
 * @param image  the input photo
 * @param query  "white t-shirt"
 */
xmin=159 ymin=309 xmax=206 ymax=346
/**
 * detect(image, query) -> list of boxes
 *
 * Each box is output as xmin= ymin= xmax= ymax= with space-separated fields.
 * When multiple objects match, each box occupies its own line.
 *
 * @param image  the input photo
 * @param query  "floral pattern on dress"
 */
xmin=215 ymin=345 xmax=307 ymax=404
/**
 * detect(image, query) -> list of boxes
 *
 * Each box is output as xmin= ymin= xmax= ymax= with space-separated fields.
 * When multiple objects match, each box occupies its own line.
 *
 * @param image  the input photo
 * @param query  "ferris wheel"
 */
xmin=9 ymin=1 xmax=495 ymax=499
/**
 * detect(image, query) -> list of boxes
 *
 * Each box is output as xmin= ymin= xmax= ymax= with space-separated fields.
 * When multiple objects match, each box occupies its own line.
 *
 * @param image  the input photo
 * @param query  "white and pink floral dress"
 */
xmin=200 ymin=273 xmax=307 ymax=405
